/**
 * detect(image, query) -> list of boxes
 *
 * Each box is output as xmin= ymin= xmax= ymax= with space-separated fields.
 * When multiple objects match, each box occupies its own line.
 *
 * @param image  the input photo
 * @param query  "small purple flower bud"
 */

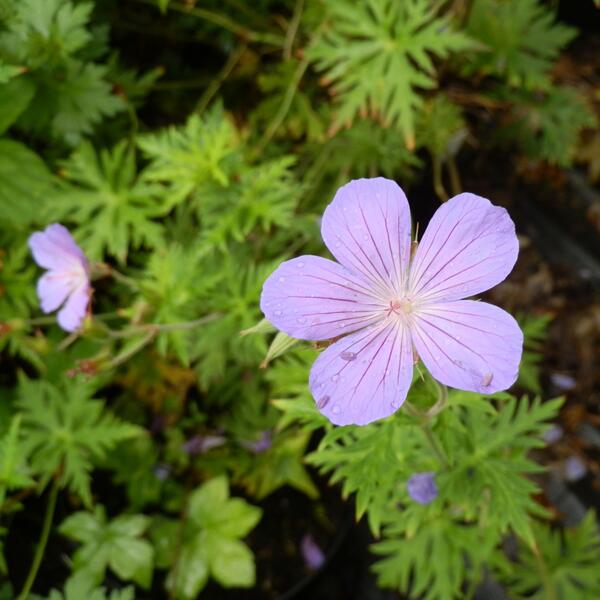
xmin=407 ymin=472 xmax=438 ymax=505
xmin=181 ymin=434 xmax=226 ymax=456
xmin=542 ymin=425 xmax=564 ymax=445
xmin=241 ymin=430 xmax=272 ymax=454
xmin=564 ymin=456 xmax=587 ymax=482
xmin=153 ymin=463 xmax=171 ymax=481
xmin=550 ymin=373 xmax=576 ymax=391
xmin=300 ymin=534 xmax=325 ymax=571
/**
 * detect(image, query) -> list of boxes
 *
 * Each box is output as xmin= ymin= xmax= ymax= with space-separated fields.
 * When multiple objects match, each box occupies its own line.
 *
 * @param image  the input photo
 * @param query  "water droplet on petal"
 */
xmin=481 ymin=372 xmax=494 ymax=387
xmin=317 ymin=395 xmax=330 ymax=409
xmin=391 ymin=399 xmax=400 ymax=409
xmin=331 ymin=374 xmax=339 ymax=383
xmin=340 ymin=351 xmax=356 ymax=361
xmin=278 ymin=276 xmax=286 ymax=282
xmin=297 ymin=317 xmax=307 ymax=324
xmin=332 ymin=405 xmax=341 ymax=415
xmin=297 ymin=262 xmax=305 ymax=268
xmin=274 ymin=310 xmax=282 ymax=316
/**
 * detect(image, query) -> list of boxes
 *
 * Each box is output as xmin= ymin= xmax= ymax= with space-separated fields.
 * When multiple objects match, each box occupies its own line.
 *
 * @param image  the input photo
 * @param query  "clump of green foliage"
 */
xmin=0 ymin=0 xmax=599 ymax=599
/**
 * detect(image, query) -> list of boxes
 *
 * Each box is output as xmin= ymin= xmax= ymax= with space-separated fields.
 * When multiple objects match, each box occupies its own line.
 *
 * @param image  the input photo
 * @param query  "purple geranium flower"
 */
xmin=407 ymin=472 xmax=438 ymax=505
xmin=28 ymin=224 xmax=91 ymax=332
xmin=260 ymin=178 xmax=523 ymax=425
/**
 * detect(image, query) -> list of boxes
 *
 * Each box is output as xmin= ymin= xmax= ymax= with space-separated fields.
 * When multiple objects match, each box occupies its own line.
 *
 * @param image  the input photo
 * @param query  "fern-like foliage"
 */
xmin=307 ymin=0 xmax=472 ymax=146
xmin=307 ymin=414 xmax=422 ymax=536
xmin=47 ymin=141 xmax=167 ymax=262
xmin=464 ymin=0 xmax=576 ymax=89
xmin=517 ymin=313 xmax=552 ymax=393
xmin=494 ymin=512 xmax=600 ymax=600
xmin=0 ymin=0 xmax=123 ymax=144
xmin=372 ymin=507 xmax=491 ymax=600
xmin=505 ymin=86 xmax=596 ymax=167
xmin=0 ymin=416 xmax=33 ymax=508
xmin=440 ymin=394 xmax=563 ymax=545
xmin=137 ymin=106 xmax=240 ymax=205
xmin=17 ymin=376 xmax=140 ymax=506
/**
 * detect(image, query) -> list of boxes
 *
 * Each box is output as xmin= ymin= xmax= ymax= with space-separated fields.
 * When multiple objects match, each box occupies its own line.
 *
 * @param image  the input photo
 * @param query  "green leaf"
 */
xmin=495 ymin=512 xmax=600 ymax=600
xmin=47 ymin=141 xmax=166 ymax=262
xmin=161 ymin=477 xmax=261 ymax=598
xmin=206 ymin=534 xmax=255 ymax=588
xmin=0 ymin=140 xmax=54 ymax=229
xmin=0 ymin=415 xmax=34 ymax=508
xmin=18 ymin=376 xmax=141 ymax=506
xmin=308 ymin=0 xmax=473 ymax=146
xmin=166 ymin=536 xmax=209 ymax=600
xmin=60 ymin=507 xmax=154 ymax=588
xmin=0 ymin=74 xmax=35 ymax=134
xmin=237 ymin=429 xmax=319 ymax=500
xmin=137 ymin=105 xmax=239 ymax=205
xmin=261 ymin=331 xmax=299 ymax=368
xmin=464 ymin=0 xmax=576 ymax=88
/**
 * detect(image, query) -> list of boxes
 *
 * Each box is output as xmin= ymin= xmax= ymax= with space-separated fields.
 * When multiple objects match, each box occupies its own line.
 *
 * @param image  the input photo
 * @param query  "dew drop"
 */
xmin=278 ymin=276 xmax=286 ymax=283
xmin=390 ymin=399 xmax=400 ymax=409
xmin=297 ymin=261 xmax=305 ymax=268
xmin=274 ymin=310 xmax=283 ymax=316
xmin=332 ymin=405 xmax=341 ymax=415
xmin=340 ymin=351 xmax=356 ymax=361
xmin=481 ymin=372 xmax=494 ymax=387
xmin=317 ymin=395 xmax=331 ymax=409
xmin=331 ymin=374 xmax=339 ymax=383
xmin=297 ymin=317 xmax=307 ymax=324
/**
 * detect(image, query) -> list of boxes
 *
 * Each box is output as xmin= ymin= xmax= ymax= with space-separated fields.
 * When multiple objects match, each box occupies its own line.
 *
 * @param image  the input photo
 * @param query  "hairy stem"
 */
xmin=404 ymin=402 xmax=450 ymax=469
xmin=17 ymin=478 xmax=59 ymax=600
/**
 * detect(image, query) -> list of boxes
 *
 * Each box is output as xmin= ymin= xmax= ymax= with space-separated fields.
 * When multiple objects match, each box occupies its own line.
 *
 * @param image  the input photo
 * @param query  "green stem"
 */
xmin=107 ymin=313 xmax=221 ymax=339
xmin=404 ymin=402 xmax=450 ymax=469
xmin=283 ymin=0 xmax=304 ymax=60
xmin=252 ymin=54 xmax=309 ymax=157
xmin=17 ymin=479 xmax=59 ymax=600
xmin=194 ymin=43 xmax=247 ymax=114
xmin=447 ymin=155 xmax=462 ymax=196
xmin=532 ymin=537 xmax=558 ymax=600
xmin=135 ymin=0 xmax=283 ymax=45
xmin=432 ymin=156 xmax=448 ymax=202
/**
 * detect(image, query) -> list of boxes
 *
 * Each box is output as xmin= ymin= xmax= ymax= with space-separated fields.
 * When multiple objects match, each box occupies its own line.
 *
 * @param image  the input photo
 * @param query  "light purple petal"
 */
xmin=300 ymin=534 xmax=325 ymax=571
xmin=321 ymin=178 xmax=412 ymax=296
xmin=412 ymin=300 xmax=523 ymax=394
xmin=28 ymin=224 xmax=88 ymax=272
xmin=408 ymin=193 xmax=518 ymax=303
xmin=56 ymin=283 xmax=90 ymax=332
xmin=407 ymin=472 xmax=438 ymax=505
xmin=309 ymin=320 xmax=413 ymax=426
xmin=37 ymin=271 xmax=72 ymax=313
xmin=260 ymin=256 xmax=384 ymax=341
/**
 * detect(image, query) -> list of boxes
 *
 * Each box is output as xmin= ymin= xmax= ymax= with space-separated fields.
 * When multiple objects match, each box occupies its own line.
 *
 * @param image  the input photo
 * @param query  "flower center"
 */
xmin=386 ymin=297 xmax=414 ymax=317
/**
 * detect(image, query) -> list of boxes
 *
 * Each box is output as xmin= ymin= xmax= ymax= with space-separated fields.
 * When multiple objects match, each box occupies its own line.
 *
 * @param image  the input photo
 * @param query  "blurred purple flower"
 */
xmin=241 ymin=430 xmax=272 ymax=454
xmin=300 ymin=534 xmax=325 ymax=571
xmin=261 ymin=178 xmax=522 ymax=425
xmin=542 ymin=425 xmax=564 ymax=445
xmin=550 ymin=373 xmax=576 ymax=392
xmin=564 ymin=456 xmax=587 ymax=482
xmin=407 ymin=472 xmax=438 ymax=505
xmin=181 ymin=434 xmax=226 ymax=456
xmin=28 ymin=224 xmax=91 ymax=332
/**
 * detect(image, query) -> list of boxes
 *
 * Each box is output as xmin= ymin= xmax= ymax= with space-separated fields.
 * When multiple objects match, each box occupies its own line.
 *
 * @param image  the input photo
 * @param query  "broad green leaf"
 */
xmin=60 ymin=508 xmax=154 ymax=589
xmin=206 ymin=534 xmax=255 ymax=588
xmin=0 ymin=140 xmax=54 ymax=228
xmin=0 ymin=75 xmax=35 ymax=134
